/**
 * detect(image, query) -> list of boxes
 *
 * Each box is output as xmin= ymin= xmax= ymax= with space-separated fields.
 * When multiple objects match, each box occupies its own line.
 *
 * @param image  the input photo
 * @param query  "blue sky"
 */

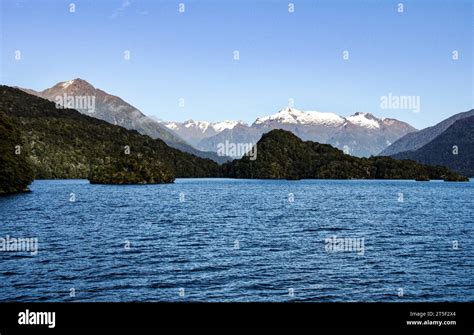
xmin=1 ymin=0 xmax=472 ymax=129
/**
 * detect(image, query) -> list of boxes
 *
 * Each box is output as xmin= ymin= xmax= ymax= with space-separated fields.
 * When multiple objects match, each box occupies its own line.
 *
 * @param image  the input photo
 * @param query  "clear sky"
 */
xmin=1 ymin=0 xmax=472 ymax=129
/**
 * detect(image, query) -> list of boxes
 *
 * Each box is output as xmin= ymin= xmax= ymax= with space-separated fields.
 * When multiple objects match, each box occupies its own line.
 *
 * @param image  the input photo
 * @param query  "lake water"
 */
xmin=0 ymin=179 xmax=473 ymax=302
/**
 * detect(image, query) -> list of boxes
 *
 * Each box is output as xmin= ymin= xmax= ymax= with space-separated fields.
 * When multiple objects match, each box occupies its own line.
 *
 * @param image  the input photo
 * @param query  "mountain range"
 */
xmin=162 ymin=120 xmax=247 ymax=147
xmin=166 ymin=107 xmax=416 ymax=157
xmin=17 ymin=79 xmax=227 ymax=163
xmin=18 ymin=78 xmax=417 ymax=158
xmin=13 ymin=79 xmax=473 ymax=176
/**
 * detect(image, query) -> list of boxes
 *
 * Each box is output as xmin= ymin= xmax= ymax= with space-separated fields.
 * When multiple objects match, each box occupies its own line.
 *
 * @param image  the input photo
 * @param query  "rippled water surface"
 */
xmin=0 ymin=179 xmax=473 ymax=302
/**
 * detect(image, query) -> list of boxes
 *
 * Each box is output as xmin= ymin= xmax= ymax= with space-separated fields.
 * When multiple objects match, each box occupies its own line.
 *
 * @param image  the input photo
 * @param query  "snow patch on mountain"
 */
xmin=164 ymin=120 xmax=245 ymax=133
xmin=346 ymin=113 xmax=380 ymax=129
xmin=212 ymin=120 xmax=245 ymax=132
xmin=254 ymin=107 xmax=345 ymax=126
xmin=165 ymin=122 xmax=179 ymax=130
xmin=61 ymin=80 xmax=76 ymax=89
xmin=182 ymin=120 xmax=211 ymax=131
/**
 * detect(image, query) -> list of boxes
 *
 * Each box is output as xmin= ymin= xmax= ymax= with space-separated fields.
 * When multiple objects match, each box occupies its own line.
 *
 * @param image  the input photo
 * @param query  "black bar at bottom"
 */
xmin=0 ymin=302 xmax=472 ymax=331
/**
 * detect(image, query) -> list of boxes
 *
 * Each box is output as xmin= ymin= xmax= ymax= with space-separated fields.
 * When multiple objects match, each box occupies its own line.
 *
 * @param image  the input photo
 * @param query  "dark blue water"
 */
xmin=0 ymin=179 xmax=473 ymax=302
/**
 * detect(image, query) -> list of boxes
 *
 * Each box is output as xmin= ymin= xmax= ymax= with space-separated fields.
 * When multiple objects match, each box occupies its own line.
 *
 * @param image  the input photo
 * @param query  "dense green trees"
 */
xmin=223 ymin=129 xmax=468 ymax=181
xmin=89 ymin=155 xmax=175 ymax=184
xmin=0 ymin=111 xmax=34 ymax=194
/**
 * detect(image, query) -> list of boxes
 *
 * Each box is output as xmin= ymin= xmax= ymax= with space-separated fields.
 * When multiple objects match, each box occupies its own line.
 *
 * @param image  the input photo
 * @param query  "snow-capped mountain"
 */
xmin=18 ymin=79 xmax=227 ymax=163
xmin=346 ymin=112 xmax=380 ymax=129
xmin=254 ymin=107 xmax=345 ymax=127
xmin=195 ymin=108 xmax=416 ymax=157
xmin=254 ymin=108 xmax=387 ymax=129
xmin=162 ymin=119 xmax=247 ymax=146
xmin=213 ymin=120 xmax=245 ymax=132
xmin=18 ymin=80 xmax=416 ymax=159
